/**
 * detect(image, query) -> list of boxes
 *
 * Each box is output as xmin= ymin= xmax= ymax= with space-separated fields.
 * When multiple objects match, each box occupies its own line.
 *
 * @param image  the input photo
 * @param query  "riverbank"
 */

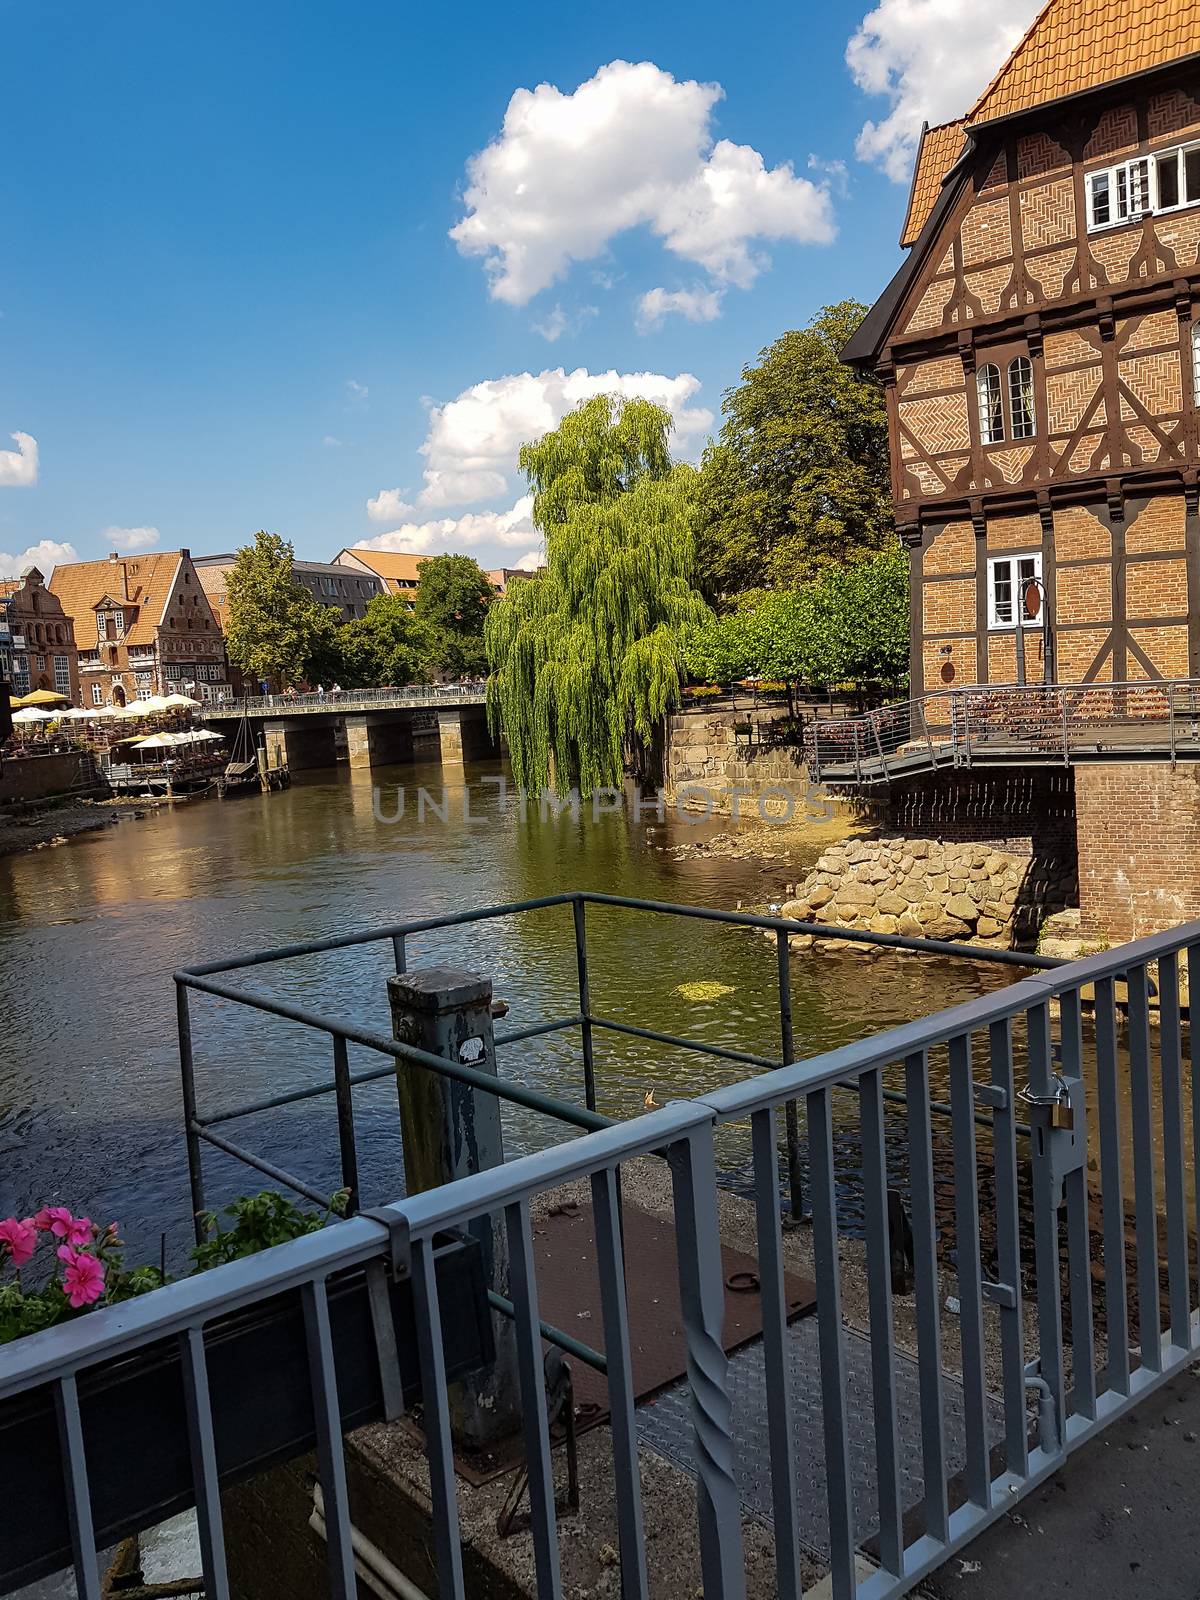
xmin=654 ymin=809 xmax=870 ymax=902
xmin=0 ymin=801 xmax=120 ymax=858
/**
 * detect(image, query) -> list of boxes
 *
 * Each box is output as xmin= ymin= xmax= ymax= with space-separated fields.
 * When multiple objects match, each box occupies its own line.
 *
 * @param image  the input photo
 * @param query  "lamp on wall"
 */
xmin=939 ymin=644 xmax=955 ymax=685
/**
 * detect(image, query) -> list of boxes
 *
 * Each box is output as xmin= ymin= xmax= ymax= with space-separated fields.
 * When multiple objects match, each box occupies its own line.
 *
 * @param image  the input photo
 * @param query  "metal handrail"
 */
xmin=200 ymin=685 xmax=488 ymax=717
xmin=805 ymin=676 xmax=1200 ymax=782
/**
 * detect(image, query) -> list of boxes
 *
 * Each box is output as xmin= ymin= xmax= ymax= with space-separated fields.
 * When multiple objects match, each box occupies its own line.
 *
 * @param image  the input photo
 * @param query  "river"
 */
xmin=0 ymin=758 xmax=1024 ymax=1267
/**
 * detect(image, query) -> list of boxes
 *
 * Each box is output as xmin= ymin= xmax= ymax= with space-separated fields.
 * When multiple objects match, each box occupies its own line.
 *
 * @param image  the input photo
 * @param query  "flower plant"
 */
xmin=0 ymin=1189 xmax=348 ymax=1346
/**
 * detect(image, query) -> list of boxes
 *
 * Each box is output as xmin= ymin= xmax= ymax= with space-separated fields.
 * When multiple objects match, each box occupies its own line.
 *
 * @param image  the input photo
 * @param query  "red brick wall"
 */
xmin=1075 ymin=761 xmax=1200 ymax=940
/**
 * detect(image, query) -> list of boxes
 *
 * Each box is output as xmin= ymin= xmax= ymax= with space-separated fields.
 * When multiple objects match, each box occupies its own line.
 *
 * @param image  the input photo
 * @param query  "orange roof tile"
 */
xmin=968 ymin=0 xmax=1200 ymax=126
xmin=49 ymin=552 xmax=188 ymax=646
xmin=900 ymin=119 xmax=968 ymax=246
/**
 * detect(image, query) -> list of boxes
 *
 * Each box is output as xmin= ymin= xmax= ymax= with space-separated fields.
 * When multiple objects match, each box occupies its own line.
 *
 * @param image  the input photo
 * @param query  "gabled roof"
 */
xmin=49 ymin=552 xmax=187 ymax=647
xmin=969 ymin=0 xmax=1200 ymax=127
xmin=900 ymin=119 xmax=969 ymax=247
xmin=331 ymin=547 xmax=429 ymax=590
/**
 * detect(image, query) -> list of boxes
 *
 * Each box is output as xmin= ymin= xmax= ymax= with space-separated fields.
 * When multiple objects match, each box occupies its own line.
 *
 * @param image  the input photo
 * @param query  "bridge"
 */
xmin=200 ymin=685 xmax=495 ymax=770
xmin=804 ymin=677 xmax=1200 ymax=785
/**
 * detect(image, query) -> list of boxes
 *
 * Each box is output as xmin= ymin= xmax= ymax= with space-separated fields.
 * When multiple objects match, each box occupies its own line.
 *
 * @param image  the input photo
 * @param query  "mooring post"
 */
xmin=387 ymin=966 xmax=521 ymax=1445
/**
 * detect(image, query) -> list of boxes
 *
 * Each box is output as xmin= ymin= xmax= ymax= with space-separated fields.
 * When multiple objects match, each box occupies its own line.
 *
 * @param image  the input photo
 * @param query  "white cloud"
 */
xmin=0 ymin=432 xmax=38 ymax=488
xmin=367 ymin=365 xmax=711 ymax=524
xmin=323 ymin=435 xmax=343 ymax=448
xmin=103 ymin=525 xmax=159 ymax=551
xmin=847 ymin=0 xmax=1040 ymax=182
xmin=360 ymin=495 xmax=539 ymax=556
xmin=450 ymin=60 xmax=835 ymax=308
xmin=345 ymin=378 xmax=369 ymax=402
xmin=808 ymin=154 xmax=850 ymax=197
xmin=533 ymin=307 xmax=569 ymax=343
xmin=0 ymin=538 xmax=78 ymax=579
xmin=636 ymin=285 xmax=724 ymax=332
xmin=513 ymin=548 xmax=544 ymax=571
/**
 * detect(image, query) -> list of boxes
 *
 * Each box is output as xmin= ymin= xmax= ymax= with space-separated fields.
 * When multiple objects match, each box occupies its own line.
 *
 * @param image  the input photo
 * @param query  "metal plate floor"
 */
xmin=636 ymin=1317 xmax=1004 ymax=1557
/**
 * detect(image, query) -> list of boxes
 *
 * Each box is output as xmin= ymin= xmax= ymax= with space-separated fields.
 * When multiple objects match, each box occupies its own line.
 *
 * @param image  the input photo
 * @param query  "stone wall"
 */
xmin=0 ymin=750 xmax=99 ymax=807
xmin=858 ymin=768 xmax=1077 ymax=857
xmin=665 ymin=700 xmax=853 ymax=816
xmin=782 ymin=834 xmax=1077 ymax=950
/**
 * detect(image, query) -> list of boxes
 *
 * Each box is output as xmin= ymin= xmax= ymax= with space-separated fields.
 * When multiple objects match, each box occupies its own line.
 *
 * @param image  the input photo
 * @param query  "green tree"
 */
xmin=338 ymin=594 xmax=436 ymax=686
xmin=415 ymin=553 xmax=493 ymax=678
xmin=486 ymin=395 xmax=710 ymax=795
xmin=225 ymin=531 xmax=341 ymax=688
xmin=695 ymin=301 xmax=891 ymax=597
xmin=684 ymin=544 xmax=908 ymax=691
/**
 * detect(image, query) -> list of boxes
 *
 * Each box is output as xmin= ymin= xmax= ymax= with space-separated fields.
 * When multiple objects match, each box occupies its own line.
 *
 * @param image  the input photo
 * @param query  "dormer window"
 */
xmin=1087 ymin=143 xmax=1200 ymax=231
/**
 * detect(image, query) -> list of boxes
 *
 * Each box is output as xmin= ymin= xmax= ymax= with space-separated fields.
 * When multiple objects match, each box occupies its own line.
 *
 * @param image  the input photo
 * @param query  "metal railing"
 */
xmin=805 ymin=677 xmax=1200 ymax=783
xmin=200 ymin=684 xmax=488 ymax=718
xmin=175 ymin=892 xmax=1060 ymax=1233
xmin=9 ymin=902 xmax=1200 ymax=1599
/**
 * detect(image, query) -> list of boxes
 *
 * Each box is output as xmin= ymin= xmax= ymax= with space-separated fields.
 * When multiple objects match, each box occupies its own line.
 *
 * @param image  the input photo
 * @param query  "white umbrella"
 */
xmin=162 ymin=693 xmax=202 ymax=709
xmin=132 ymin=731 xmax=184 ymax=749
xmin=58 ymin=707 xmax=94 ymax=720
xmin=187 ymin=728 xmax=224 ymax=742
xmin=12 ymin=706 xmax=55 ymax=723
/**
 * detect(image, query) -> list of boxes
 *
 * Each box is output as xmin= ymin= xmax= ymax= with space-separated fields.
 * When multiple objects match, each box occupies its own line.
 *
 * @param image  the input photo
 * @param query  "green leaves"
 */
xmin=414 ymin=553 xmax=493 ymax=678
xmin=225 ymin=531 xmax=347 ymax=689
xmin=190 ymin=1189 xmax=349 ymax=1271
xmin=695 ymin=301 xmax=892 ymax=596
xmin=487 ymin=397 xmax=711 ymax=795
xmin=684 ymin=545 xmax=909 ymax=691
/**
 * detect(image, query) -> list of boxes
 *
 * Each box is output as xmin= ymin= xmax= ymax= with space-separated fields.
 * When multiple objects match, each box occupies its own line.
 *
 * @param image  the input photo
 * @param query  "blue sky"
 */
xmin=0 ymin=0 xmax=1038 ymax=576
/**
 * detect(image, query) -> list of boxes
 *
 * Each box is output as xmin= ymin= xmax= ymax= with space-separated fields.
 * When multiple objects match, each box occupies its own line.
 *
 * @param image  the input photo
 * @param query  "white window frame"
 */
xmin=91 ymin=682 xmax=103 ymax=706
xmin=1007 ymin=356 xmax=1036 ymax=440
xmin=977 ymin=363 xmax=1004 ymax=445
xmin=987 ymin=552 xmax=1043 ymax=630
xmin=1086 ymin=141 xmax=1200 ymax=232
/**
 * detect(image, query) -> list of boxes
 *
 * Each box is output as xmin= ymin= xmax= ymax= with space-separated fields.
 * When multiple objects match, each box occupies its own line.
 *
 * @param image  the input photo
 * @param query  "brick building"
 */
xmin=843 ymin=0 xmax=1200 ymax=695
xmin=836 ymin=0 xmax=1200 ymax=941
xmin=194 ymin=553 xmax=384 ymax=626
xmin=50 ymin=550 xmax=231 ymax=707
xmin=0 ymin=567 xmax=81 ymax=703
xmin=331 ymin=547 xmax=535 ymax=608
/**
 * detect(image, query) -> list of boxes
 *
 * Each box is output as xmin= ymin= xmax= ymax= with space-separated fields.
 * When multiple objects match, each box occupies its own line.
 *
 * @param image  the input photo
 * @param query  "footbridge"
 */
xmin=201 ymin=685 xmax=495 ymax=771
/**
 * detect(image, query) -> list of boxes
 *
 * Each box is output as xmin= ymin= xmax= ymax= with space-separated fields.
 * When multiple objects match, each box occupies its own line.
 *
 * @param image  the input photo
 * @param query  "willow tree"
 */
xmin=486 ymin=396 xmax=710 ymax=795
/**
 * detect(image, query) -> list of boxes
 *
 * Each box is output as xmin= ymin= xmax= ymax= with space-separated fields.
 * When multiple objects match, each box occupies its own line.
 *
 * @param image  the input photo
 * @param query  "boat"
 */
xmin=217 ymin=708 xmax=274 ymax=798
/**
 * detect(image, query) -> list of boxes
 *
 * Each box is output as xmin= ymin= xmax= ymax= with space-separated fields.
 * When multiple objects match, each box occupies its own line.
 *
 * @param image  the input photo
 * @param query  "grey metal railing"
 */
xmin=9 ymin=904 xmax=1200 ymax=1599
xmin=805 ymin=677 xmax=1200 ymax=783
xmin=199 ymin=684 xmax=488 ymax=717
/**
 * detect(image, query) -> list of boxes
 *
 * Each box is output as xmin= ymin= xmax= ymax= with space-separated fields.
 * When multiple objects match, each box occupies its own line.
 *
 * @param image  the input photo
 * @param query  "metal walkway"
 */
xmin=639 ymin=1318 xmax=1004 ymax=1557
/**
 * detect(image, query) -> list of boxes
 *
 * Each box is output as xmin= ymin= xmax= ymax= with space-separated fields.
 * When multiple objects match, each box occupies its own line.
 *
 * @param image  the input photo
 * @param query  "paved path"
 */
xmin=925 ymin=1362 xmax=1200 ymax=1598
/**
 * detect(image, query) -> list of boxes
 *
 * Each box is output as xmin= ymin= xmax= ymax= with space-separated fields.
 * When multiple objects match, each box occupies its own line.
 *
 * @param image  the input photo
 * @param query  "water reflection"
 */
xmin=0 ymin=758 xmax=1025 ymax=1265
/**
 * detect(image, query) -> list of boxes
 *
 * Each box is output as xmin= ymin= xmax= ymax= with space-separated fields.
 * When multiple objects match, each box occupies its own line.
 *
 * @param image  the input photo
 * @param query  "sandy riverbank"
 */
xmin=655 ymin=808 xmax=870 ymax=902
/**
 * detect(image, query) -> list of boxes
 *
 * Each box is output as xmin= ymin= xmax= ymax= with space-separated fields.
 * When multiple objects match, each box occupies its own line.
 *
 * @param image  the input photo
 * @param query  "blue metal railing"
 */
xmin=6 ymin=901 xmax=1200 ymax=1599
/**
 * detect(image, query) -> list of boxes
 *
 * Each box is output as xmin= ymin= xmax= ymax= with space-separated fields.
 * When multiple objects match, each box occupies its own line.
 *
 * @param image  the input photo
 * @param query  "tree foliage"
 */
xmin=338 ymin=594 xmax=436 ymax=687
xmin=695 ymin=301 xmax=891 ymax=596
xmin=684 ymin=544 xmax=908 ymax=690
xmin=486 ymin=395 xmax=710 ymax=794
xmin=224 ymin=531 xmax=342 ymax=688
xmin=415 ymin=553 xmax=493 ymax=678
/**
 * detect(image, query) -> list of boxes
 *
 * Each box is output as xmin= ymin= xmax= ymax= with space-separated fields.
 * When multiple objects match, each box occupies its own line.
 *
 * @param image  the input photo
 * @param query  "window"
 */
xmin=977 ymin=365 xmax=1003 ymax=444
xmin=91 ymin=683 xmax=103 ymax=706
xmin=114 ymin=611 xmax=124 ymax=638
xmin=1008 ymin=357 xmax=1036 ymax=439
xmin=53 ymin=656 xmax=70 ymax=694
xmin=1192 ymin=320 xmax=1200 ymax=404
xmin=1087 ymin=143 xmax=1200 ymax=231
xmin=34 ymin=653 xmax=45 ymax=671
xmin=136 ymin=686 xmax=152 ymax=701
xmin=988 ymin=553 xmax=1043 ymax=629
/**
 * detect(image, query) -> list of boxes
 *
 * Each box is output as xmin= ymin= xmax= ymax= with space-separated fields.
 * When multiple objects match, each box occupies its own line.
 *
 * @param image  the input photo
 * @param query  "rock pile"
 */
xmin=780 ymin=836 xmax=1077 ymax=950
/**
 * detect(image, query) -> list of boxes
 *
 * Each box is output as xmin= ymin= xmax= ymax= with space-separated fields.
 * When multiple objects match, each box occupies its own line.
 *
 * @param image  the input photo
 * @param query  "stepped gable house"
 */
xmin=50 ymin=550 xmax=230 ymax=707
xmin=0 ymin=567 xmax=81 ymax=703
xmin=844 ymin=0 xmax=1200 ymax=695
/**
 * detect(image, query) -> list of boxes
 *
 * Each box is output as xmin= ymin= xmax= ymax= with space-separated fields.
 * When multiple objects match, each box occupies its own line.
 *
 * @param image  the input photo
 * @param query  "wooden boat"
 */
xmin=217 ymin=709 xmax=264 ymax=798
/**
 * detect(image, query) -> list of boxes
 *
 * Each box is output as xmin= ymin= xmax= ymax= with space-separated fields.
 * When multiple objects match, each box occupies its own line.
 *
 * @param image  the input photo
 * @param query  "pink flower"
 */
xmin=34 ymin=1208 xmax=94 ymax=1246
xmin=56 ymin=1246 xmax=105 ymax=1309
xmin=0 ymin=1217 xmax=37 ymax=1268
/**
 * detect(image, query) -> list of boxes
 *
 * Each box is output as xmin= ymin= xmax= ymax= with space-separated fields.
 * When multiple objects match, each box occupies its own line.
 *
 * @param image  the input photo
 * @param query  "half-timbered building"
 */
xmin=843 ymin=0 xmax=1200 ymax=697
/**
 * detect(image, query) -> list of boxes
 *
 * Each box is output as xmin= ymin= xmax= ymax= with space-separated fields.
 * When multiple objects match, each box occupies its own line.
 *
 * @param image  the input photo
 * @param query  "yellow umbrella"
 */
xmin=15 ymin=688 xmax=71 ymax=707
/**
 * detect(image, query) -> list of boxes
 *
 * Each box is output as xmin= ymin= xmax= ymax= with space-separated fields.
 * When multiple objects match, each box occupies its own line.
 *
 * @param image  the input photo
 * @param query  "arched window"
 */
xmin=977 ymin=364 xmax=1004 ymax=444
xmin=1008 ymin=356 xmax=1036 ymax=439
xmin=1191 ymin=320 xmax=1200 ymax=404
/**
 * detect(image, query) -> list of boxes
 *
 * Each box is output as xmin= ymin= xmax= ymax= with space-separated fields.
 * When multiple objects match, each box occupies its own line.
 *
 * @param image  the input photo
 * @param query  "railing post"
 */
xmin=573 ymin=896 xmax=597 ymax=1111
xmin=1061 ymin=685 xmax=1069 ymax=764
xmin=176 ymin=979 xmax=207 ymax=1245
xmin=776 ymin=929 xmax=804 ymax=1222
xmin=667 ymin=1123 xmax=746 ymax=1600
xmin=331 ymin=1035 xmax=360 ymax=1214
